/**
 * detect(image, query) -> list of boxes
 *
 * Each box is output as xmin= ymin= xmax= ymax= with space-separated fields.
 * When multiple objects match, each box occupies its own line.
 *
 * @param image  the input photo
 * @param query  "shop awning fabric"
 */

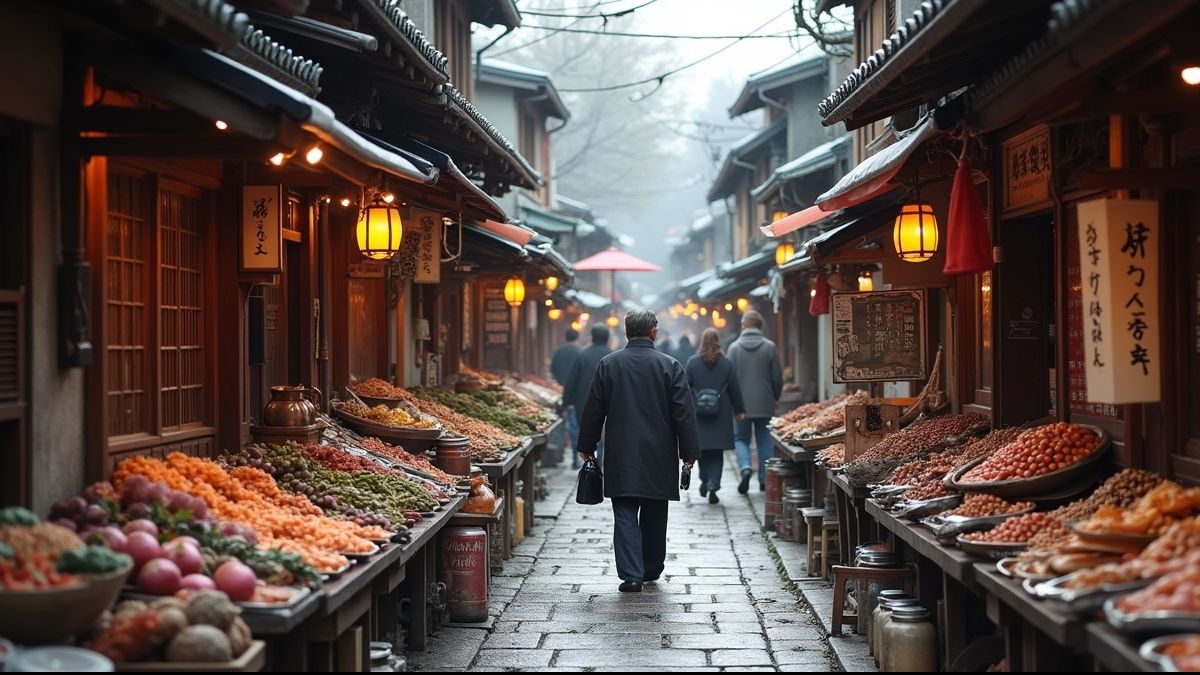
xmin=761 ymin=117 xmax=939 ymax=239
xmin=480 ymin=219 xmax=538 ymax=247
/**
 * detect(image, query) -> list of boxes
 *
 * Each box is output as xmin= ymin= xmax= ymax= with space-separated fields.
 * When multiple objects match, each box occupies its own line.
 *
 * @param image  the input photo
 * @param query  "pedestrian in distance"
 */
xmin=576 ymin=308 xmax=700 ymax=593
xmin=685 ymin=328 xmax=745 ymax=505
xmin=563 ymin=324 xmax=612 ymax=466
xmin=673 ymin=334 xmax=696 ymax=364
xmin=551 ymin=328 xmax=583 ymax=465
xmin=728 ymin=310 xmax=783 ymax=493
xmin=656 ymin=330 xmax=673 ymax=356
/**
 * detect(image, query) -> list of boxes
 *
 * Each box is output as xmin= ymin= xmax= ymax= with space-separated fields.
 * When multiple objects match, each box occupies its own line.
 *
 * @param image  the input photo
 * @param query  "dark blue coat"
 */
xmin=577 ymin=338 xmax=701 ymax=501
xmin=685 ymin=354 xmax=745 ymax=451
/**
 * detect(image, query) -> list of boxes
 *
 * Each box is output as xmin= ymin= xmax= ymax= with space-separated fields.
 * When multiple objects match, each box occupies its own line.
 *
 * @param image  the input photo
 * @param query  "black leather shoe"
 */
xmin=619 ymin=581 xmax=643 ymax=593
xmin=699 ymin=481 xmax=708 ymax=497
xmin=738 ymin=469 xmax=751 ymax=494
xmin=709 ymin=490 xmax=720 ymax=505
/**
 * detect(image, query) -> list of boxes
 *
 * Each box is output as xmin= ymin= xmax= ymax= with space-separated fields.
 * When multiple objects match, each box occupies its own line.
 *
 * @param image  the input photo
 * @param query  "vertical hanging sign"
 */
xmin=1076 ymin=197 xmax=1160 ymax=404
xmin=241 ymin=185 xmax=283 ymax=272
xmin=413 ymin=209 xmax=441 ymax=284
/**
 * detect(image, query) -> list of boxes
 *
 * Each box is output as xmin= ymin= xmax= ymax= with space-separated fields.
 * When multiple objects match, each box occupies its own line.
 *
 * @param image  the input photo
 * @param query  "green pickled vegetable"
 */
xmin=0 ymin=506 xmax=39 ymax=527
xmin=56 ymin=546 xmax=131 ymax=574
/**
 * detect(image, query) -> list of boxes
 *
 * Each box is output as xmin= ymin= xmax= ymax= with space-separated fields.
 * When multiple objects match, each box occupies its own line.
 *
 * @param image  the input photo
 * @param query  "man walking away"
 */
xmin=673 ymin=334 xmax=696 ymax=364
xmin=563 ymin=324 xmax=612 ymax=465
xmin=577 ymin=308 xmax=700 ymax=593
xmin=728 ymin=310 xmax=783 ymax=493
xmin=551 ymin=328 xmax=582 ymax=465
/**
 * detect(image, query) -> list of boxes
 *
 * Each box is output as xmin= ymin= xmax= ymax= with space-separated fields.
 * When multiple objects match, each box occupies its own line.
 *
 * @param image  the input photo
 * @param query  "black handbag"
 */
xmin=575 ymin=458 xmax=604 ymax=505
xmin=694 ymin=382 xmax=727 ymax=418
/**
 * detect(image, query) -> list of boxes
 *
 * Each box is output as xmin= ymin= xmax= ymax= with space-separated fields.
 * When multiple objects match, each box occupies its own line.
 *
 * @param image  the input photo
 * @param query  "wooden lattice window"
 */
xmin=159 ymin=187 xmax=206 ymax=431
xmin=106 ymin=172 xmax=150 ymax=437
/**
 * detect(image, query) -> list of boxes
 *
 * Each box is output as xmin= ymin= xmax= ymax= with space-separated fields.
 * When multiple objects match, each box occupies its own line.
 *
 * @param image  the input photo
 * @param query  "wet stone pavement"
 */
xmin=406 ymin=458 xmax=840 ymax=672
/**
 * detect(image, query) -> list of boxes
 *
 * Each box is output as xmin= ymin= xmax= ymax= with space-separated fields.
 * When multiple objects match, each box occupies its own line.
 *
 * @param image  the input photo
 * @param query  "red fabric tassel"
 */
xmin=809 ymin=272 xmax=830 ymax=316
xmin=943 ymin=156 xmax=993 ymax=276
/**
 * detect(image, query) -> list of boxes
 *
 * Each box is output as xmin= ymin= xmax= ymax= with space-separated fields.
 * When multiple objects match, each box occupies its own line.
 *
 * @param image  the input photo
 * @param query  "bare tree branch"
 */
xmin=792 ymin=0 xmax=853 ymax=58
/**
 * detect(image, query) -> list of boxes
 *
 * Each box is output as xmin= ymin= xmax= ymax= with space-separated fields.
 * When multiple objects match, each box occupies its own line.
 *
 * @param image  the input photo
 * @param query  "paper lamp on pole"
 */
xmin=356 ymin=193 xmax=403 ymax=260
xmin=503 ymin=276 xmax=526 ymax=307
xmin=775 ymin=241 xmax=796 ymax=266
xmin=544 ymin=275 xmax=559 ymax=292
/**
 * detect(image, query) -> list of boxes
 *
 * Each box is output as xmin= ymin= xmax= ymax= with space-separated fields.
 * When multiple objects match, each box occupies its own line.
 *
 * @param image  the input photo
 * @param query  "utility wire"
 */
xmin=521 ymin=0 xmax=659 ymax=19
xmin=558 ymin=8 xmax=795 ymax=93
xmin=522 ymin=0 xmax=642 ymax=11
xmin=519 ymin=25 xmax=797 ymax=39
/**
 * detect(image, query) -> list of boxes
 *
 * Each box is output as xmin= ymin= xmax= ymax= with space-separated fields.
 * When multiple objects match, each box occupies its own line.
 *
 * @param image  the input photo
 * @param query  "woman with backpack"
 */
xmin=684 ymin=328 xmax=746 ymax=504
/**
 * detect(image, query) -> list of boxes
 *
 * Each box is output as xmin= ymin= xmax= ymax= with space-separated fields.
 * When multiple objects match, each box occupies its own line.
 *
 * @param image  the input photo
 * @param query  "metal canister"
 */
xmin=779 ymin=488 xmax=807 ymax=541
xmin=435 ymin=434 xmax=472 ymax=477
xmin=787 ymin=488 xmax=813 ymax=541
xmin=765 ymin=458 xmax=802 ymax=531
xmin=440 ymin=527 xmax=489 ymax=623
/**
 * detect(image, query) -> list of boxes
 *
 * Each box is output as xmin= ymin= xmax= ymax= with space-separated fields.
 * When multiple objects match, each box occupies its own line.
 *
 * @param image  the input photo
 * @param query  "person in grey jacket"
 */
xmin=685 ymin=328 xmax=745 ymax=504
xmin=727 ymin=310 xmax=783 ymax=493
xmin=563 ymin=324 xmax=612 ymax=465
xmin=577 ymin=308 xmax=700 ymax=593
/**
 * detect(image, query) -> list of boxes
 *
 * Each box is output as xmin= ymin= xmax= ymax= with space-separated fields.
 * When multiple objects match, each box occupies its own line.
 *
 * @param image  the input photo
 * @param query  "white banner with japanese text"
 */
xmin=1076 ymin=197 xmax=1160 ymax=404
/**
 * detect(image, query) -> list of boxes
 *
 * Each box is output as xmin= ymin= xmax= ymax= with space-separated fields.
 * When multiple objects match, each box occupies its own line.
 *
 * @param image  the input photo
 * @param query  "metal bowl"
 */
xmin=922 ymin=504 xmax=1036 ymax=539
xmin=1140 ymin=634 xmax=1199 ymax=672
xmin=1105 ymin=595 xmax=1200 ymax=635
xmin=892 ymin=494 xmax=962 ymax=521
xmin=955 ymin=534 xmax=1027 ymax=559
xmin=943 ymin=425 xmax=1111 ymax=498
xmin=1032 ymin=574 xmax=1154 ymax=617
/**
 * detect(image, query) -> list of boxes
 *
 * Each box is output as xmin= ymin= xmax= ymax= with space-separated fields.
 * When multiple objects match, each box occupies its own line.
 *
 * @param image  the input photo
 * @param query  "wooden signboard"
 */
xmin=843 ymin=399 xmax=904 ymax=463
xmin=832 ymin=290 xmax=927 ymax=383
xmin=1002 ymin=126 xmax=1051 ymax=212
xmin=482 ymin=286 xmax=512 ymax=372
xmin=241 ymin=185 xmax=282 ymax=272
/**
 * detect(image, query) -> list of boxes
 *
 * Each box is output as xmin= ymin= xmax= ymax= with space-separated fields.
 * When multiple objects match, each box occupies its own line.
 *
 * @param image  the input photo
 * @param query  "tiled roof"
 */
xmin=364 ymin=0 xmax=450 ymax=79
xmin=240 ymin=25 xmax=323 ymax=92
xmin=444 ymin=84 xmax=543 ymax=186
xmin=968 ymin=0 xmax=1114 ymax=105
xmin=818 ymin=0 xmax=951 ymax=120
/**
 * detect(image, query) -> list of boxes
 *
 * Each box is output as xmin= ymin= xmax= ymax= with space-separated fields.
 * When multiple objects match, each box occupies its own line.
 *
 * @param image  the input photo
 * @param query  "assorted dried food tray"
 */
xmin=330 ymin=404 xmax=443 ymax=441
xmin=1105 ymin=596 xmax=1200 ymax=634
xmin=1029 ymin=574 xmax=1154 ymax=617
xmin=922 ymin=504 xmax=1036 ymax=540
xmin=943 ymin=424 xmax=1111 ymax=498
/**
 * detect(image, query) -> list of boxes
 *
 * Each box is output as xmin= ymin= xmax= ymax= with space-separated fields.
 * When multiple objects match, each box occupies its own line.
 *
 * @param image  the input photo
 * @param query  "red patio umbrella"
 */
xmin=572 ymin=247 xmax=661 ymax=303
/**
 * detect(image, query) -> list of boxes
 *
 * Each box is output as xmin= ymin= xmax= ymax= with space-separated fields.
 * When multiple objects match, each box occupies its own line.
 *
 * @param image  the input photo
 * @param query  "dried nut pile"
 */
xmin=903 ymin=479 xmax=953 ymax=501
xmin=943 ymin=494 xmax=1034 ymax=518
xmin=963 ymin=512 xmax=1065 ymax=543
xmin=854 ymin=413 xmax=989 ymax=464
xmin=775 ymin=393 xmax=851 ymax=426
xmin=962 ymin=422 xmax=1097 ymax=482
xmin=846 ymin=458 xmax=902 ymax=487
xmin=818 ymin=443 xmax=846 ymax=468
xmin=887 ymin=427 xmax=1025 ymax=486
xmin=1025 ymin=521 xmax=1078 ymax=554
xmin=1049 ymin=468 xmax=1165 ymax=523
xmin=1077 ymin=482 xmax=1200 ymax=537
xmin=350 ymin=378 xmax=402 ymax=399
xmin=777 ymin=391 xmax=869 ymax=441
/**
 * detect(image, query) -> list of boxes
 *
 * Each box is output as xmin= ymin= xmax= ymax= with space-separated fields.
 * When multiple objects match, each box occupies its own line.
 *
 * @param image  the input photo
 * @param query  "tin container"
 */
xmin=765 ymin=458 xmax=802 ymax=532
xmin=440 ymin=526 xmax=489 ymax=623
xmin=435 ymin=434 xmax=472 ymax=477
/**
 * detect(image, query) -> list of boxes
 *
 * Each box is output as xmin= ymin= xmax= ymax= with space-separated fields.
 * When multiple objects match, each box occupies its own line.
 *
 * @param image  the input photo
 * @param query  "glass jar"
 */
xmin=873 ymin=596 xmax=918 ymax=665
xmin=870 ymin=590 xmax=910 ymax=658
xmin=881 ymin=605 xmax=937 ymax=672
xmin=856 ymin=548 xmax=902 ymax=636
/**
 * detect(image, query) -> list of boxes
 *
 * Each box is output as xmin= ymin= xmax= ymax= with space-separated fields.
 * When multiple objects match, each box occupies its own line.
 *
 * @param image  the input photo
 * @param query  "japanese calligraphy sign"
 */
xmin=831 ymin=290 xmax=927 ymax=383
xmin=1076 ymin=198 xmax=1160 ymax=404
xmin=413 ymin=209 xmax=441 ymax=284
xmin=241 ymin=185 xmax=282 ymax=272
xmin=1002 ymin=127 xmax=1051 ymax=212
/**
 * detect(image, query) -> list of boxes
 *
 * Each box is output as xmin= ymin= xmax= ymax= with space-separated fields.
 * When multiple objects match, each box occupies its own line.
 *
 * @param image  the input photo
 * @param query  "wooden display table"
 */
xmin=477 ymin=438 xmax=534 ymax=562
xmin=117 ymin=641 xmax=266 ymax=672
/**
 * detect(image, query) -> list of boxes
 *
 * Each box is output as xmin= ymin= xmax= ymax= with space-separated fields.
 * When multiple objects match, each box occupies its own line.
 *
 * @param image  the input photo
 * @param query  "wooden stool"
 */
xmin=829 ymin=564 xmax=915 ymax=636
xmin=820 ymin=520 xmax=840 ymax=579
xmin=802 ymin=508 xmax=827 ymax=577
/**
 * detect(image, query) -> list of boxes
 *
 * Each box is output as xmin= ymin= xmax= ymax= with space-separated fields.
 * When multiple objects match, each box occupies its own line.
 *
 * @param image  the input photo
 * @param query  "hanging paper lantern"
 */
xmin=943 ymin=156 xmax=993 ymax=275
xmin=504 ymin=277 xmax=525 ymax=307
xmin=809 ymin=272 xmax=830 ymax=316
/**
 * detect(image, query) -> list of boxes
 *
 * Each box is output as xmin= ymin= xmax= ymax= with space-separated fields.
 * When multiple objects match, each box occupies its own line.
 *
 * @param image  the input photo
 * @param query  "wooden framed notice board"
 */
xmin=832 ymin=290 xmax=927 ymax=383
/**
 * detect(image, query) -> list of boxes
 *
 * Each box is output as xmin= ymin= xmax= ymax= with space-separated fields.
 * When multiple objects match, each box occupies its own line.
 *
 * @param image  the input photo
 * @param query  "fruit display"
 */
xmin=1077 ymin=482 xmax=1200 ymax=537
xmin=818 ymin=443 xmax=846 ymax=468
xmin=1162 ymin=636 xmax=1200 ymax=671
xmin=775 ymin=391 xmax=869 ymax=442
xmin=903 ymin=479 xmax=953 ymax=502
xmin=224 ymin=443 xmax=437 ymax=525
xmin=963 ymin=513 xmax=1066 ymax=544
xmin=411 ymin=387 xmax=539 ymax=436
xmin=854 ymin=413 xmax=990 ymax=465
xmin=86 ymin=591 xmax=252 ymax=664
xmin=349 ymin=377 xmax=403 ymax=399
xmin=961 ymin=422 xmax=1099 ymax=482
xmin=334 ymin=400 xmax=438 ymax=429
xmin=113 ymin=454 xmax=388 ymax=573
xmin=1116 ymin=564 xmax=1200 ymax=614
xmin=943 ymin=495 xmax=1034 ymax=519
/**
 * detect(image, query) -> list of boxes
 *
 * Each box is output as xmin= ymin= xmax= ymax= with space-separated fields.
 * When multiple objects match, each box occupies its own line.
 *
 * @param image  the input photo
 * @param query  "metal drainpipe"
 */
xmin=475 ymin=25 xmax=516 ymax=85
xmin=318 ymin=197 xmax=331 ymax=409
xmin=757 ymin=88 xmax=788 ymax=113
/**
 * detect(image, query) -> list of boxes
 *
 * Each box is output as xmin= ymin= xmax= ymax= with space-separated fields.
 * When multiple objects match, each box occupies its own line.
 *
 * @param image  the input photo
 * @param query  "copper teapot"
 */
xmin=263 ymin=385 xmax=323 ymax=427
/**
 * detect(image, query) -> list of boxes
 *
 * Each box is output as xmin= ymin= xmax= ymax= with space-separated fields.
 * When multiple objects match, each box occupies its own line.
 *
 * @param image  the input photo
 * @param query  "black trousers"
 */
xmin=611 ymin=497 xmax=668 ymax=583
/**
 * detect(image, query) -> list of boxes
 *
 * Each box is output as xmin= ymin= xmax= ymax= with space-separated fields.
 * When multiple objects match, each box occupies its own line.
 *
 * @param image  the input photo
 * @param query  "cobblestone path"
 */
xmin=407 ymin=459 xmax=838 ymax=672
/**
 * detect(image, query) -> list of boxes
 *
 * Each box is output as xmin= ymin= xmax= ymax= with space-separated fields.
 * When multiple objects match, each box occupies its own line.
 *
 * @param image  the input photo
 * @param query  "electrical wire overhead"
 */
xmin=522 ymin=0 xmax=660 ymax=20
xmin=518 ymin=25 xmax=797 ymax=39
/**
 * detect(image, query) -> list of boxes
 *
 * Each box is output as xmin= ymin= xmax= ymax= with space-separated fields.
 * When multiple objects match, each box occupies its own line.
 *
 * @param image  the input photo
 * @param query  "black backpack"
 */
xmin=694 ymin=382 xmax=726 ymax=418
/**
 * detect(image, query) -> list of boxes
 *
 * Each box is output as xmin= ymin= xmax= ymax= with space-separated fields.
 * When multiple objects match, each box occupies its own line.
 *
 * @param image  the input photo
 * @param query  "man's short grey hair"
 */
xmin=624 ymin=307 xmax=658 ymax=338
xmin=742 ymin=310 xmax=764 ymax=330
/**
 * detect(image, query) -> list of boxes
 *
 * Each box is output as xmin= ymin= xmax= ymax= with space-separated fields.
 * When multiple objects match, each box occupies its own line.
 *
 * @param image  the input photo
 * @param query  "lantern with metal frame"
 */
xmin=356 ymin=192 xmax=404 ymax=260
xmin=893 ymin=168 xmax=939 ymax=263
xmin=775 ymin=240 xmax=796 ymax=266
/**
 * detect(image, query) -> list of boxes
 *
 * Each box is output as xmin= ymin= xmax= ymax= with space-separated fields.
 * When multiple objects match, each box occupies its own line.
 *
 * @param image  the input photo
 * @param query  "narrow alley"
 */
xmin=406 ymin=460 xmax=848 ymax=672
